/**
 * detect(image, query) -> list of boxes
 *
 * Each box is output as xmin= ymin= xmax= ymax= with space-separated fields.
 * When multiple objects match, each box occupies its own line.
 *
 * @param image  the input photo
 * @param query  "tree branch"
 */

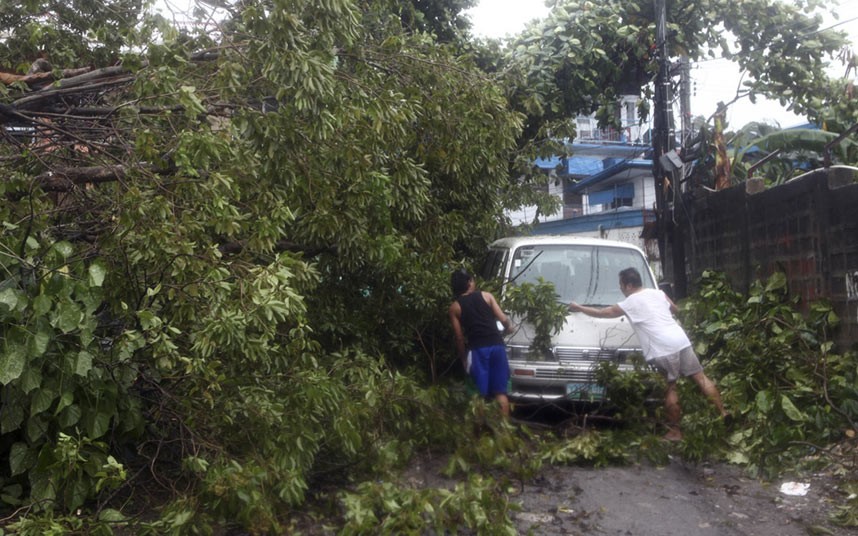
xmin=218 ymin=239 xmax=336 ymax=258
xmin=0 ymin=66 xmax=93 ymax=87
xmin=34 ymin=165 xmax=128 ymax=191
xmin=13 ymin=75 xmax=136 ymax=110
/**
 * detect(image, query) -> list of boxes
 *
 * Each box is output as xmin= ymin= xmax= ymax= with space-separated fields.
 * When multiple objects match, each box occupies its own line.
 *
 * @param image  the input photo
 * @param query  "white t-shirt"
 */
xmin=618 ymin=288 xmax=691 ymax=360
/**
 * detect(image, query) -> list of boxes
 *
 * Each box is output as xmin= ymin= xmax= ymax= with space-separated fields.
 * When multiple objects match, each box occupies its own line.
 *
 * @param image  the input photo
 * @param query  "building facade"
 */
xmin=509 ymin=100 xmax=661 ymax=274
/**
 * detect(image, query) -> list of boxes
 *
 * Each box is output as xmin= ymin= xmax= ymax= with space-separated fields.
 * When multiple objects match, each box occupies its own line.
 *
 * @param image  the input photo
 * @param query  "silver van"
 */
xmin=480 ymin=235 xmax=658 ymax=402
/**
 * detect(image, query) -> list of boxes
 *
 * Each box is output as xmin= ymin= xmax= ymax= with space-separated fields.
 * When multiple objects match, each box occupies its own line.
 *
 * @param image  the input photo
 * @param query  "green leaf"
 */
xmin=137 ymin=309 xmax=159 ymax=330
xmin=0 ymin=341 xmax=26 ymax=385
xmin=53 ymin=241 xmax=74 ymax=259
xmin=171 ymin=510 xmax=193 ymax=526
xmin=780 ymin=394 xmax=806 ymax=422
xmin=58 ymin=404 xmax=82 ymax=428
xmin=764 ymin=272 xmax=787 ymax=292
xmin=18 ymin=367 xmax=42 ymax=394
xmin=9 ymin=443 xmax=33 ymax=476
xmin=29 ymin=470 xmax=56 ymax=504
xmin=28 ymin=326 xmax=52 ymax=357
xmin=2 ymin=483 xmax=23 ymax=505
xmin=85 ymin=410 xmax=112 ymax=438
xmin=755 ymin=390 xmax=771 ymax=412
xmin=30 ymin=386 xmax=57 ymax=415
xmin=725 ymin=449 xmax=749 ymax=464
xmin=26 ymin=414 xmax=48 ymax=442
xmin=55 ymin=391 xmax=74 ymax=415
xmin=99 ymin=509 xmax=127 ymax=522
xmin=53 ymin=300 xmax=82 ymax=333
xmin=179 ymin=85 xmax=206 ymax=117
xmin=1 ymin=402 xmax=24 ymax=434
xmin=32 ymin=294 xmax=52 ymax=316
xmin=88 ymin=261 xmax=107 ymax=287
xmin=64 ymin=475 xmax=89 ymax=512
xmin=0 ymin=288 xmax=18 ymax=312
xmin=75 ymin=351 xmax=93 ymax=377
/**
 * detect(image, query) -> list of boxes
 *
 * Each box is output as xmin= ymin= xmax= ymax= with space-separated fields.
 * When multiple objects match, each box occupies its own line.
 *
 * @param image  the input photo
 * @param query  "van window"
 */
xmin=479 ymin=248 xmax=508 ymax=281
xmin=509 ymin=244 xmax=653 ymax=305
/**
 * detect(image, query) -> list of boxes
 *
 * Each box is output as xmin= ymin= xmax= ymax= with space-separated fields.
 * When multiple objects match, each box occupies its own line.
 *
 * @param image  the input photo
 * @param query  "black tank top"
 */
xmin=457 ymin=291 xmax=503 ymax=349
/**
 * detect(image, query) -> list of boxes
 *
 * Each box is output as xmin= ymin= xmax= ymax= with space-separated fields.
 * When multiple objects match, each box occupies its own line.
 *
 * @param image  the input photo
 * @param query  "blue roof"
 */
xmin=567 ymin=157 xmax=604 ymax=176
xmin=531 ymin=208 xmax=653 ymax=235
xmin=534 ymin=155 xmax=642 ymax=177
xmin=565 ymin=142 xmax=650 ymax=158
xmin=534 ymin=156 xmax=563 ymax=169
xmin=533 ymin=141 xmax=650 ymax=174
xmin=568 ymin=159 xmax=652 ymax=193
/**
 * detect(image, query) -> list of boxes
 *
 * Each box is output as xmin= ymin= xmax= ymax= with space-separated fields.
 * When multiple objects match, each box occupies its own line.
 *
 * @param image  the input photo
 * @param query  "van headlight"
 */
xmin=506 ymin=345 xmax=531 ymax=361
xmin=616 ymin=350 xmax=644 ymax=365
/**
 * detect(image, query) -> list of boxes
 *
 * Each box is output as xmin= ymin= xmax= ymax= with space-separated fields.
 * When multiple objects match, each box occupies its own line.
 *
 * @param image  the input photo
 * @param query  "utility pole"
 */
xmin=651 ymin=0 xmax=688 ymax=296
xmin=679 ymin=56 xmax=692 ymax=160
xmin=652 ymin=0 xmax=672 ymax=282
xmin=678 ymin=55 xmax=694 ymax=285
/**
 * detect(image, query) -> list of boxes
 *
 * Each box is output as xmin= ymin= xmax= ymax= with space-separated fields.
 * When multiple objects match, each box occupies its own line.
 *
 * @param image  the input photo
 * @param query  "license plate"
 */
xmin=566 ymin=382 xmax=605 ymax=400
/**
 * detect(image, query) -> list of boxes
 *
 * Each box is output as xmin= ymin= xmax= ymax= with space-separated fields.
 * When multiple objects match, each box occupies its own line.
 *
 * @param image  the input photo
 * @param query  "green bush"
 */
xmin=681 ymin=271 xmax=857 ymax=477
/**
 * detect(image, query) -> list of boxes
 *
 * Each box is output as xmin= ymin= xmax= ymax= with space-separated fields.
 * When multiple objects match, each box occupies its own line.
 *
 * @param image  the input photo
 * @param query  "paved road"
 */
xmin=512 ymin=457 xmax=846 ymax=535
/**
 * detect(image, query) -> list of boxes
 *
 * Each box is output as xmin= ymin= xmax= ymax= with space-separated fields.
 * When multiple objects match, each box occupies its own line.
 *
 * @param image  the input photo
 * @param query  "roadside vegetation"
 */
xmin=332 ymin=270 xmax=858 ymax=535
xmin=0 ymin=0 xmax=856 ymax=534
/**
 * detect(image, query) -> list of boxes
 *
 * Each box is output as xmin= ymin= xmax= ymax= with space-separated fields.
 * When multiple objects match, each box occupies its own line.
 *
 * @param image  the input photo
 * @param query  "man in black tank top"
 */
xmin=449 ymin=269 xmax=515 ymax=417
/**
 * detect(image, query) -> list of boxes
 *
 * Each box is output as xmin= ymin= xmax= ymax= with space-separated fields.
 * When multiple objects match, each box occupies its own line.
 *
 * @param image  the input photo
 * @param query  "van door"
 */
xmin=479 ymin=247 xmax=508 ymax=281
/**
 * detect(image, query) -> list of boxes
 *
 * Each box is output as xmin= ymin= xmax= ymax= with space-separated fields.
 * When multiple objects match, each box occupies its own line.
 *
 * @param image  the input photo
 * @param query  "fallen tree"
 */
xmin=0 ymin=0 xmax=854 ymax=533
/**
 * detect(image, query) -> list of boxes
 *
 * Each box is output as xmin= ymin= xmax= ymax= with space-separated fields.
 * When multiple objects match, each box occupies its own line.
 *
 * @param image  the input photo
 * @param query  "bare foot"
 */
xmin=662 ymin=430 xmax=682 ymax=442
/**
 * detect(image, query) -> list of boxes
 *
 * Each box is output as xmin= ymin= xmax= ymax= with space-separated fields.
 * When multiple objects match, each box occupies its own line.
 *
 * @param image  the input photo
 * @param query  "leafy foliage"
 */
xmin=686 ymin=120 xmax=858 ymax=187
xmin=0 ymin=232 xmax=142 ymax=512
xmin=735 ymin=127 xmax=858 ymax=184
xmin=539 ymin=429 xmax=632 ymax=467
xmin=0 ymin=0 xmax=145 ymax=69
xmin=681 ymin=271 xmax=857 ymax=477
xmin=831 ymin=479 xmax=858 ymax=527
xmin=1 ymin=0 xmax=856 ymax=533
xmin=396 ymin=0 xmax=477 ymax=44
xmin=443 ymin=398 xmax=541 ymax=481
xmin=499 ymin=0 xmax=856 ymax=189
xmin=502 ymin=0 xmax=851 ymax=132
xmin=594 ymin=358 xmax=663 ymax=424
xmin=501 ymin=279 xmax=569 ymax=356
xmin=2 ymin=0 xmax=525 ymax=529
xmin=339 ymin=473 xmax=517 ymax=535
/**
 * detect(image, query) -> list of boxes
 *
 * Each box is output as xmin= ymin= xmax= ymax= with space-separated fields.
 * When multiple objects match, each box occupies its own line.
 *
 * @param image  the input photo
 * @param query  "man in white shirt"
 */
xmin=568 ymin=267 xmax=729 ymax=441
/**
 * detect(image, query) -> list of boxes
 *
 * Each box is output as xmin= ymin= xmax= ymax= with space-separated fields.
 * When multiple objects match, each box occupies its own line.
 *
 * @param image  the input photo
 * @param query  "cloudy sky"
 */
xmin=465 ymin=0 xmax=858 ymax=129
xmin=155 ymin=0 xmax=857 ymax=129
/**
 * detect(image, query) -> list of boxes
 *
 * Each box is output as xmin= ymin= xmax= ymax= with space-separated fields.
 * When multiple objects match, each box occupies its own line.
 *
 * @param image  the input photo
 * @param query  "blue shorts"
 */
xmin=468 ymin=344 xmax=510 ymax=397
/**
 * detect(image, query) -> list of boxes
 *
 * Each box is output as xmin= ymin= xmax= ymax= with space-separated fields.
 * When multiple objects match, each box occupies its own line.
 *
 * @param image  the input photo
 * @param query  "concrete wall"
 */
xmin=670 ymin=167 xmax=858 ymax=350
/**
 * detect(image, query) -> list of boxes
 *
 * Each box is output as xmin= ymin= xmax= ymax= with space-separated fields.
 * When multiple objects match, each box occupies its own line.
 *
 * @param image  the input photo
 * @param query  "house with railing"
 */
xmin=509 ymin=97 xmax=661 ymax=269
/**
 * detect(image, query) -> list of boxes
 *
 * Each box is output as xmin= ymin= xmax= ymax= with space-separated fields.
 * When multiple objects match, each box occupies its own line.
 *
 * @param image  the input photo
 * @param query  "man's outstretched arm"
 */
xmin=568 ymin=302 xmax=625 ymax=318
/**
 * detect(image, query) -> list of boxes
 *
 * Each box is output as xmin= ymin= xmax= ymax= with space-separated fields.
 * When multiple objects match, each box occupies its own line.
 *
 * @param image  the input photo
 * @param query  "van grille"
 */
xmin=554 ymin=347 xmax=618 ymax=363
xmin=533 ymin=368 xmax=594 ymax=382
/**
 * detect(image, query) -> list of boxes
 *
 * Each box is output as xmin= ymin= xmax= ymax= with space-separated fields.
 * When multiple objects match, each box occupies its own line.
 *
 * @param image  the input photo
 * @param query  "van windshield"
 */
xmin=509 ymin=244 xmax=654 ymax=305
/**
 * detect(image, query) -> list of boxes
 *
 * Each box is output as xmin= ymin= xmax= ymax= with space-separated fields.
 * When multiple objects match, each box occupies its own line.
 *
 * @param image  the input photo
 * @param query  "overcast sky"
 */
xmin=465 ymin=0 xmax=858 ymax=129
xmin=155 ymin=0 xmax=857 ymax=129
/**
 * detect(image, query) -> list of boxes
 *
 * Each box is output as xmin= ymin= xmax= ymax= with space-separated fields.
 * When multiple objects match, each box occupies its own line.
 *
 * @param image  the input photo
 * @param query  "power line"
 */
xmin=801 ymin=15 xmax=858 ymax=37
